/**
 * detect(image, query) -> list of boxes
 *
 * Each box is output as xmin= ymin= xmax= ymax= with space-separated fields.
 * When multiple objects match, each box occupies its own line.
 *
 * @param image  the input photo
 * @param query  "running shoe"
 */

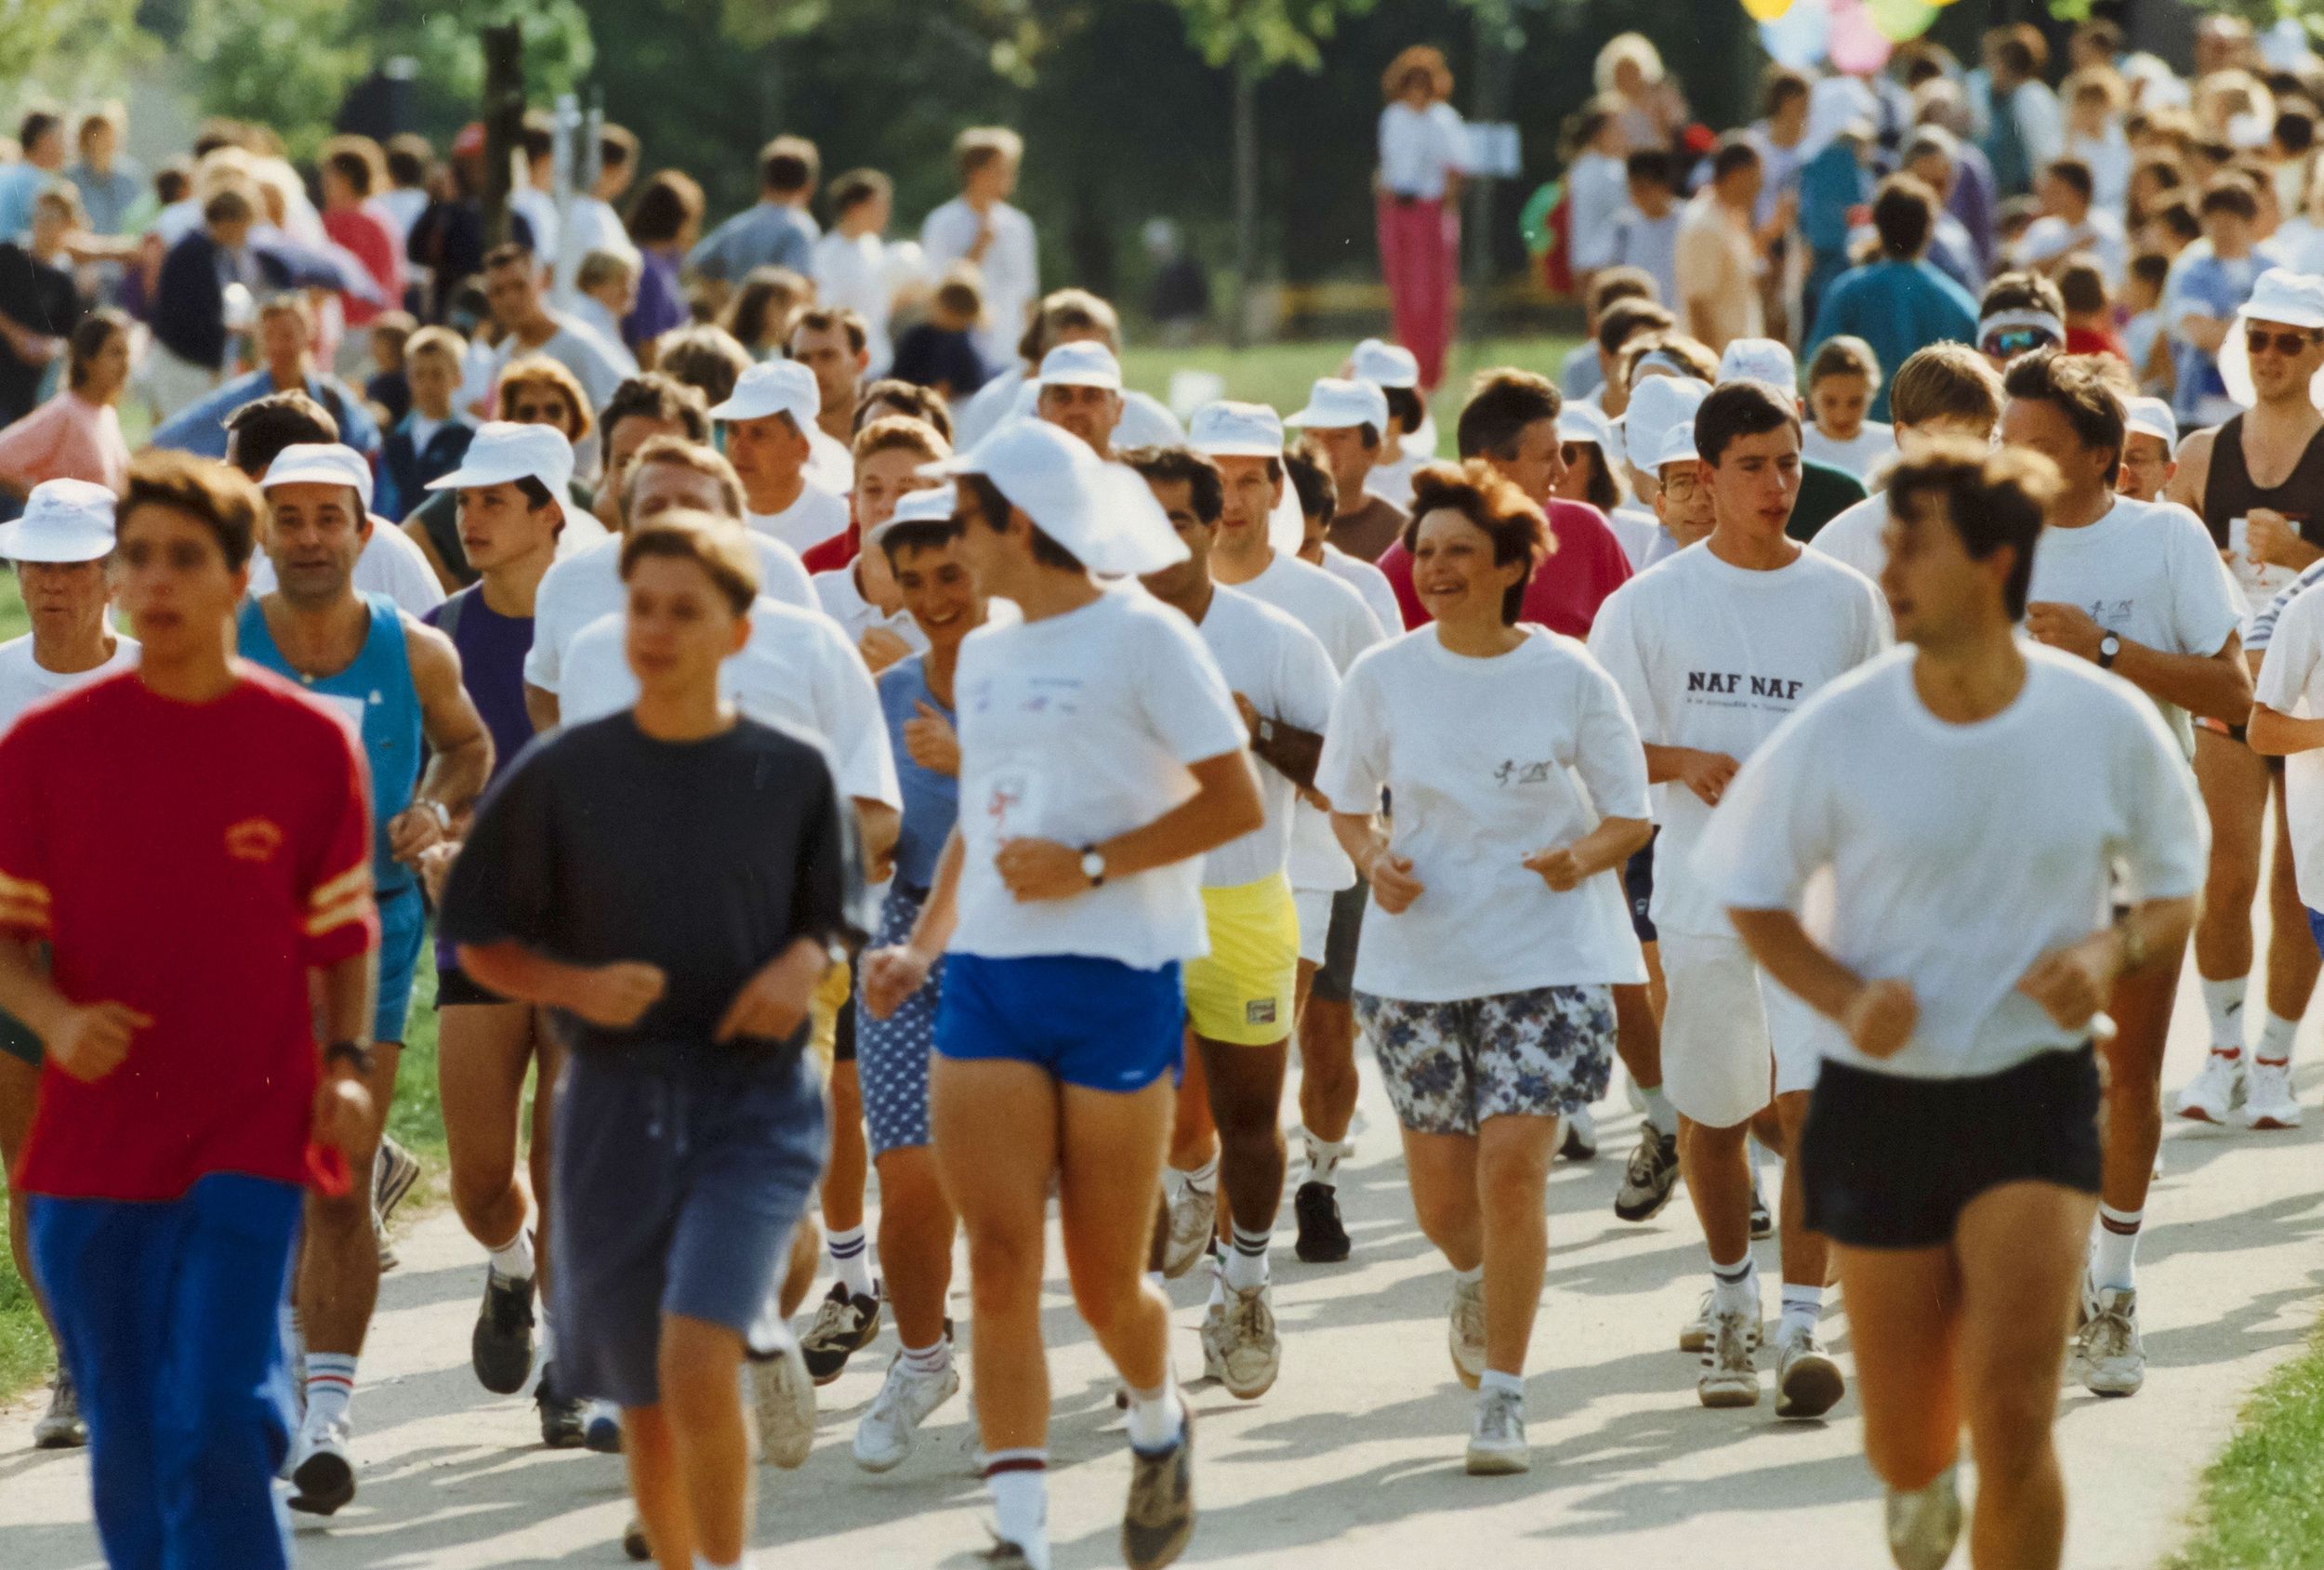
xmin=584 ymin=1400 xmax=624 ymax=1454
xmin=287 ymin=1410 xmax=357 ymax=1515
xmin=978 ymin=1537 xmax=1037 ymax=1568
xmin=1615 ymin=1127 xmax=1681 ymax=1222
xmin=1208 ymin=1282 xmax=1281 ymax=1400
xmin=1292 ymin=1180 xmax=1351 ymax=1263
xmin=1678 ymin=1289 xmax=1713 ymax=1353
xmin=621 ymin=1514 xmax=652 ymax=1562
xmin=1464 ymin=1386 xmax=1529 ymax=1475
xmin=1161 ymin=1178 xmax=1218 ymax=1280
xmin=1697 ymin=1306 xmax=1761 ymax=1408
xmin=1749 ymin=1172 xmax=1774 ymax=1241
xmin=1560 ymin=1105 xmax=1598 ymax=1161
xmin=853 ymin=1352 xmax=961 ymax=1472
xmin=32 ymin=1369 xmax=86 ymax=1449
xmin=1122 ymin=1400 xmax=1195 ymax=1570
xmin=748 ymin=1340 xmax=817 ymax=1468
xmin=1772 ymin=1322 xmax=1844 ymax=1419
xmin=535 ymin=1363 xmax=587 ymax=1449
xmin=2074 ymin=1285 xmax=2145 ymax=1397
xmin=1885 ymin=1465 xmax=1963 ymax=1570
xmin=471 ymin=1265 xmax=537 ymax=1395
xmin=2243 ymin=1058 xmax=2303 ymax=1130
xmin=1447 ymin=1276 xmax=1487 ymax=1390
xmin=374 ymin=1137 xmax=422 ymax=1273
xmin=800 ymin=1281 xmax=883 ymax=1385
xmin=2172 ymin=1050 xmax=2246 ymax=1125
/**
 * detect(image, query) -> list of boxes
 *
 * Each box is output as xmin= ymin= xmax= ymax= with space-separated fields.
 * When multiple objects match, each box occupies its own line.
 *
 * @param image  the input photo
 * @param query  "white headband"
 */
xmin=1977 ymin=308 xmax=2066 ymax=345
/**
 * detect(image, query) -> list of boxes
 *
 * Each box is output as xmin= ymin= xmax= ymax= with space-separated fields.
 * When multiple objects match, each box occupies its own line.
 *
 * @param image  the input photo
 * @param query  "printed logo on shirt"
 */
xmin=2089 ymin=599 xmax=2135 ymax=629
xmin=225 ymin=817 xmax=284 ymax=864
xmin=1246 ymin=998 xmax=1278 ymax=1026
xmin=1493 ymin=759 xmax=1556 ymax=786
xmin=1684 ymin=670 xmax=1807 ymax=705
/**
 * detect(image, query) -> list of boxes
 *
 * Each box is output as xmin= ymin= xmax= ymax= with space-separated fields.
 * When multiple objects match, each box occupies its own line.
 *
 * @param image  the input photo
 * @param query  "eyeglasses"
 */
xmin=1660 ymin=473 xmax=1703 ymax=499
xmin=509 ymin=402 xmax=565 ymax=424
xmin=2245 ymin=326 xmax=2321 ymax=357
xmin=1980 ymin=327 xmax=2058 ymax=361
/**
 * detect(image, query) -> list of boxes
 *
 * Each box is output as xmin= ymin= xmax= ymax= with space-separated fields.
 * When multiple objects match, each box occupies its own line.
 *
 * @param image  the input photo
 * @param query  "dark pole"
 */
xmin=481 ymin=22 xmax=523 ymax=249
xmin=1230 ymin=50 xmax=1259 ymax=350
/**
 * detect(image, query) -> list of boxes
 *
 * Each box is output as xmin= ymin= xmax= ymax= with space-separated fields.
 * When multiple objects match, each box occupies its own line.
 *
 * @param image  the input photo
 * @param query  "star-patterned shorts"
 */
xmin=857 ymin=885 xmax=943 ymax=1156
xmin=1355 ymin=983 xmax=1616 ymax=1136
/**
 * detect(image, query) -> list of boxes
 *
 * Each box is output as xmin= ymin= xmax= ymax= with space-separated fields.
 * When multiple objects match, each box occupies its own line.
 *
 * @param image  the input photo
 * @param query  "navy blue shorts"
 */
xmin=2308 ymin=905 xmax=2324 ymax=957
xmin=936 ymin=952 xmax=1185 ymax=1093
xmin=375 ymin=885 xmax=426 ymax=1045
xmin=550 ymin=1046 xmax=826 ymax=1408
xmin=1623 ymin=830 xmax=1658 ymax=944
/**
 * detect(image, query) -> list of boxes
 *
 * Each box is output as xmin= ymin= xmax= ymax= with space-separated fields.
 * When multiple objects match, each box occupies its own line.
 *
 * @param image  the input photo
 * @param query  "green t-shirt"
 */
xmin=1789 ymin=459 xmax=1868 ymax=543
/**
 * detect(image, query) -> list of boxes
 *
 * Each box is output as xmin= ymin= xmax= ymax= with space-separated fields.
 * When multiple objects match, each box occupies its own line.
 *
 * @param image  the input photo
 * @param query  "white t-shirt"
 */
xmin=2253 ymin=579 xmax=2324 ymax=910
xmin=747 ymin=482 xmax=851 ymax=556
xmin=811 ymin=231 xmax=923 ymax=373
xmin=558 ymin=597 xmax=901 ymax=811
xmin=1378 ymin=101 xmax=1469 ymax=202
xmin=1190 ymin=587 xmax=1340 ymax=890
xmin=523 ymin=530 xmax=815 ymax=695
xmin=2024 ymin=495 xmax=2244 ymax=759
xmin=1802 ymin=422 xmax=1895 ymax=481
xmin=1231 ymin=550 xmax=1389 ymax=892
xmin=247 ymin=518 xmax=446 ymax=618
xmin=2018 ymin=209 xmax=2128 ymax=289
xmin=956 ymin=365 xmax=1028 ymax=451
xmin=550 ymin=195 xmax=640 ymax=305
xmin=1608 ymin=506 xmax=1667 ymax=573
xmin=1000 ymin=377 xmax=1186 ymax=452
xmin=950 ymin=586 xmax=1246 ymax=969
xmin=0 ymin=633 xmax=139 ymax=735
xmin=813 ymin=566 xmax=930 ymax=658
xmin=1700 ymin=645 xmax=2206 ymax=1078
xmin=1317 ymin=543 xmax=1402 ymax=641
xmin=806 ymin=429 xmax=854 ymax=497
xmin=1317 ymin=627 xmax=1651 ymax=1001
xmin=1586 ymin=543 xmax=1891 ymax=939
xmin=921 ymin=198 xmax=1039 ymax=371
xmin=1808 ymin=492 xmax=1891 ymax=583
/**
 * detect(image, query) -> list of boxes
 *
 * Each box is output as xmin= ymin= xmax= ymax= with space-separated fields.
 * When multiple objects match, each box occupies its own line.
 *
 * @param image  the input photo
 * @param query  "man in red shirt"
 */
xmin=320 ymin=137 xmax=404 ymax=335
xmin=1374 ymin=369 xmax=1635 ymax=636
xmin=0 ymin=451 xmax=379 ymax=1570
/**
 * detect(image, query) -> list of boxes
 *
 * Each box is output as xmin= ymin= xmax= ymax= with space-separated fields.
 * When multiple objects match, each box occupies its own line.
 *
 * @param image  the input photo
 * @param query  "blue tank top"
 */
xmin=877 ymin=653 xmax=960 ymax=894
xmin=238 ymin=591 xmax=423 ymax=894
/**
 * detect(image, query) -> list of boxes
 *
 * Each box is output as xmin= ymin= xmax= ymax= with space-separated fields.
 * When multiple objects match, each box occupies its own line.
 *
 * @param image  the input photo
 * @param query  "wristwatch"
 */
xmin=323 ymin=1039 xmax=376 ymax=1077
xmin=1079 ymin=845 xmax=1108 ymax=889
xmin=2097 ymin=633 xmax=2120 ymax=669
xmin=417 ymin=798 xmax=452 ymax=834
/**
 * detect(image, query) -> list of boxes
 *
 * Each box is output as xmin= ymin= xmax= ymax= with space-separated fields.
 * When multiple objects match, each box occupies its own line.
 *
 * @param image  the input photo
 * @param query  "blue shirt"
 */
xmin=67 ymin=161 xmax=141 ymax=236
xmin=1806 ymin=259 xmax=1981 ymax=422
xmin=0 ymin=164 xmax=51 ymax=243
xmin=685 ymin=200 xmax=818 ymax=284
xmin=2169 ymin=250 xmax=2268 ymax=422
xmin=149 ymin=368 xmax=381 ymax=461
xmin=877 ymin=654 xmax=958 ymax=893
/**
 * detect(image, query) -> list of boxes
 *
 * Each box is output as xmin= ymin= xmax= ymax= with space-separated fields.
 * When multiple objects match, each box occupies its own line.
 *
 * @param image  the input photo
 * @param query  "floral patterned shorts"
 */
xmin=1355 ymin=983 xmax=1616 ymax=1136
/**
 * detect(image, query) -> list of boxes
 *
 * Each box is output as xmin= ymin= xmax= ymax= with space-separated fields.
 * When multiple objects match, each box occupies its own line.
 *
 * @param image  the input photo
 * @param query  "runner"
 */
xmin=710 ymin=360 xmax=851 ymax=554
xmin=1033 ymin=340 xmax=1130 ymax=460
xmin=1810 ymin=346 xmax=2007 ymax=582
xmin=1284 ymin=442 xmax=1402 ymax=638
xmin=1586 ymin=379 xmax=1889 ymax=1417
xmin=2000 ymin=347 xmax=2251 ymax=1396
xmin=812 ymin=416 xmax=943 ymax=672
xmin=2117 ymin=398 xmax=2178 ymax=503
xmin=445 ymin=512 xmax=870 ymax=1570
xmin=1349 ymin=338 xmax=1433 ymax=514
xmin=0 ymin=480 xmax=139 ymax=1451
xmin=241 ymin=441 xmax=493 ymax=1514
xmin=1129 ymin=442 xmax=1340 ymax=1397
xmin=1286 ymin=376 xmax=1411 ymax=568
xmin=0 ymin=451 xmax=378 ymax=1570
xmin=1703 ymin=442 xmax=2205 ymax=1570
xmin=1318 ymin=458 xmax=1650 ymax=1471
xmin=862 ymin=417 xmax=1262 ymax=1570
xmin=2162 ymin=270 xmax=2324 ymax=1129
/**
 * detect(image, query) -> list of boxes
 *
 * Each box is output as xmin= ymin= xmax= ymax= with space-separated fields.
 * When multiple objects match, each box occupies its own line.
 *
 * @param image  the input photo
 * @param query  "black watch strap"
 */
xmin=323 ymin=1039 xmax=376 ymax=1076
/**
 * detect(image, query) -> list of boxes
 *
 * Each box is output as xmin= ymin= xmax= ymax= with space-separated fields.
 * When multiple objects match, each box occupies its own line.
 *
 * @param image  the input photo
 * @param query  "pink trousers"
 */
xmin=1376 ymin=192 xmax=1459 ymax=390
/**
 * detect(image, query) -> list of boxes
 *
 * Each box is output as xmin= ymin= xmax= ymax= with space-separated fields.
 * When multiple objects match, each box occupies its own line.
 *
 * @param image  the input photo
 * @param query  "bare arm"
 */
xmin=1729 ymin=905 xmax=1921 ymax=1060
xmin=0 ymin=937 xmax=149 ymax=1081
xmin=990 ymin=750 xmax=1264 ymax=903
xmin=524 ymin=680 xmax=561 ymax=734
xmin=388 ymin=620 xmax=492 ymax=864
xmin=2247 ymin=703 xmax=2324 ymax=757
xmin=1236 ymin=695 xmax=1325 ymax=790
xmin=2108 ymin=635 xmax=2254 ymax=724
xmin=853 ymin=798 xmax=900 ymax=882
xmin=403 ymin=517 xmax=463 ymax=597
xmin=456 ymin=938 xmax=667 ymax=1027
xmin=860 ymin=829 xmax=964 ymax=1018
xmin=2178 ymin=314 xmax=2230 ymax=354
xmin=2163 ymin=429 xmax=2212 ymax=513
xmin=1524 ymin=815 xmax=1655 ymax=891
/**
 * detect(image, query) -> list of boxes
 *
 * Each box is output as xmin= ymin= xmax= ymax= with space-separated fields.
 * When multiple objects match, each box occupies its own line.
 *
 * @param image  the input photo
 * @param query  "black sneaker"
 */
xmin=1750 ymin=1172 xmax=1774 ymax=1241
xmin=536 ymin=1363 xmax=588 ymax=1449
xmin=471 ymin=1266 xmax=537 ymax=1394
xmin=1560 ymin=1105 xmax=1599 ymax=1160
xmin=800 ymin=1281 xmax=882 ymax=1385
xmin=979 ymin=1537 xmax=1036 ymax=1568
xmin=621 ymin=1514 xmax=652 ymax=1562
xmin=1292 ymin=1181 xmax=1351 ymax=1263
xmin=1614 ymin=1128 xmax=1681 ymax=1222
xmin=1122 ymin=1401 xmax=1195 ymax=1570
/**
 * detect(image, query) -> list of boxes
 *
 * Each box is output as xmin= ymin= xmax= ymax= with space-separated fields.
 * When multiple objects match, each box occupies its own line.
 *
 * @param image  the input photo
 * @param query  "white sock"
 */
xmin=693 ymin=1553 xmax=744 ymax=1570
xmin=2258 ymin=1010 xmax=2300 ymax=1065
xmin=1638 ymin=1082 xmax=1677 ymax=1138
xmin=1453 ymin=1261 xmax=1485 ymax=1286
xmin=305 ymin=1352 xmax=358 ymax=1427
xmin=1779 ymin=1284 xmax=1823 ymax=1340
xmin=1182 ymin=1154 xmax=1218 ymax=1194
xmin=826 ymin=1225 xmax=875 ymax=1300
xmin=1124 ymin=1378 xmax=1184 ymax=1454
xmin=536 ymin=1313 xmax=557 ymax=1369
xmin=1223 ymin=1221 xmax=1271 ymax=1291
xmin=1710 ymin=1253 xmax=1759 ymax=1318
xmin=2201 ymin=976 xmax=2249 ymax=1052
xmin=1478 ymin=1368 xmax=1524 ymax=1398
xmin=984 ymin=1453 xmax=1050 ymax=1568
xmin=2092 ymin=1205 xmax=2141 ymax=1293
xmin=1204 ymin=1258 xmax=1225 ymax=1311
xmin=901 ymin=1338 xmax=951 ymax=1378
xmin=1303 ymin=1134 xmax=1349 ymax=1188
xmin=486 ymin=1228 xmax=535 ymax=1280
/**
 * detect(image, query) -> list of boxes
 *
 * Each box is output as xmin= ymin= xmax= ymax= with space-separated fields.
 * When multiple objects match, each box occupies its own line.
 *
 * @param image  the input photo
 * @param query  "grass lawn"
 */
xmin=2168 ymin=1320 xmax=2324 ymax=1568
xmin=1120 ymin=333 xmax=1578 ymax=430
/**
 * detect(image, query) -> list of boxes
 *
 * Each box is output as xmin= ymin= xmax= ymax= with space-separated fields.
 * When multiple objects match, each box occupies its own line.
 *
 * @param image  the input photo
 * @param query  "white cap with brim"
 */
xmin=1620 ymin=376 xmax=1709 ymax=474
xmin=1188 ymin=401 xmax=1286 ymax=458
xmin=922 ymin=418 xmax=1186 ymax=576
xmin=424 ymin=421 xmax=574 ymax=517
xmin=1654 ymin=420 xmax=1702 ymax=472
xmin=0 ymin=478 xmax=115 ymax=563
xmin=1351 ymin=337 xmax=1420 ymax=389
xmin=1717 ymin=337 xmax=1798 ymax=393
xmin=1035 ymin=340 xmax=1123 ymax=391
xmin=870 ymin=484 xmax=957 ymax=547
xmin=1556 ymin=402 xmax=1618 ymax=453
xmin=706 ymin=359 xmax=822 ymax=429
xmin=2221 ymin=269 xmax=2324 ymax=409
xmin=260 ymin=442 xmax=375 ymax=514
xmin=2124 ymin=396 xmax=2179 ymax=448
xmin=1285 ymin=377 xmax=1390 ymax=433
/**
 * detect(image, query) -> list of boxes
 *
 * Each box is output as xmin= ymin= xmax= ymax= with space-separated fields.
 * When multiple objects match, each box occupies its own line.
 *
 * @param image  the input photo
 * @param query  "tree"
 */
xmin=0 ymin=0 xmax=153 ymax=101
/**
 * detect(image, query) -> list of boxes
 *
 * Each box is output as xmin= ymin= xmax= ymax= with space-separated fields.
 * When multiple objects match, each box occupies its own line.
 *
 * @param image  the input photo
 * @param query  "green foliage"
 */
xmin=2170 ymin=1319 xmax=2324 ymax=1569
xmin=1171 ymin=0 xmax=1380 ymax=74
xmin=0 ymin=0 xmax=154 ymax=99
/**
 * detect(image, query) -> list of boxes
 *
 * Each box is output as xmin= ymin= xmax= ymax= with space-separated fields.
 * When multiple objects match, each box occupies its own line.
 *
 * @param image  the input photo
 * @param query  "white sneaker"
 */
xmin=1210 ymin=1281 xmax=1281 ymax=1400
xmin=748 ymin=1341 xmax=817 ymax=1468
xmin=2172 ymin=1050 xmax=2245 ymax=1124
xmin=1678 ymin=1289 xmax=1714 ymax=1353
xmin=287 ymin=1408 xmax=357 ymax=1516
xmin=1161 ymin=1179 xmax=1218 ymax=1280
xmin=1446 ymin=1277 xmax=1487 ymax=1390
xmin=1885 ymin=1465 xmax=1964 ymax=1570
xmin=2243 ymin=1058 xmax=2303 ymax=1130
xmin=1697 ymin=1304 xmax=1761 ymax=1408
xmin=1463 ymin=1386 xmax=1528 ymax=1475
xmin=852 ymin=1353 xmax=960 ymax=1472
xmin=1772 ymin=1322 xmax=1844 ymax=1419
xmin=2074 ymin=1284 xmax=2145 ymax=1398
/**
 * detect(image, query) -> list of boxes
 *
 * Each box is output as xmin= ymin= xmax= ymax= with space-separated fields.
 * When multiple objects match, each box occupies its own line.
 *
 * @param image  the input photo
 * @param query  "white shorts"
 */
xmin=1293 ymin=887 xmax=1332 ymax=969
xmin=1657 ymin=931 xmax=1822 ymax=1128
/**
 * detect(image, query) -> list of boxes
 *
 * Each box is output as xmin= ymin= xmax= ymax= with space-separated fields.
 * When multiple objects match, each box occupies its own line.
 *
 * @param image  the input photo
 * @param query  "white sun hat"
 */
xmin=2221 ymin=268 xmax=2324 ymax=409
xmin=1620 ymin=376 xmax=1709 ymax=474
xmin=2123 ymin=396 xmax=2179 ymax=448
xmin=1035 ymin=340 xmax=1124 ymax=390
xmin=923 ymin=418 xmax=1184 ymax=575
xmin=259 ymin=442 xmax=375 ymax=514
xmin=1350 ymin=337 xmax=1420 ymax=389
xmin=1285 ymin=376 xmax=1391 ymax=434
xmin=1717 ymin=337 xmax=1799 ymax=393
xmin=1556 ymin=401 xmax=1618 ymax=453
xmin=425 ymin=421 xmax=574 ymax=517
xmin=1188 ymin=401 xmax=1286 ymax=458
xmin=871 ymin=483 xmax=957 ymax=547
xmin=706 ymin=358 xmax=822 ymax=429
xmin=1654 ymin=419 xmax=1703 ymax=471
xmin=0 ymin=478 xmax=115 ymax=562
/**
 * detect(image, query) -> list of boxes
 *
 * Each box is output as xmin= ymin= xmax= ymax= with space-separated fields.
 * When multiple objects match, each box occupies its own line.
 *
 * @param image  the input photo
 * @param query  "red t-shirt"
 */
xmin=2065 ymin=323 xmax=2127 ymax=362
xmin=800 ymin=523 xmax=860 ymax=574
xmin=323 ymin=204 xmax=404 ymax=330
xmin=1376 ymin=496 xmax=1635 ymax=638
xmin=0 ymin=668 xmax=379 ymax=1201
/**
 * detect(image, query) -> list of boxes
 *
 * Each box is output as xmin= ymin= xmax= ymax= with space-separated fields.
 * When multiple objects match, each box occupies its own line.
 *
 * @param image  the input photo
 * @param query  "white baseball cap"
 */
xmin=1035 ymin=340 xmax=1123 ymax=391
xmin=1717 ymin=338 xmax=1798 ymax=393
xmin=1285 ymin=376 xmax=1390 ymax=434
xmin=1350 ymin=337 xmax=1420 ymax=389
xmin=259 ymin=442 xmax=374 ymax=514
xmin=2221 ymin=269 xmax=2324 ymax=409
xmin=923 ymin=418 xmax=1184 ymax=576
xmin=1188 ymin=401 xmax=1286 ymax=458
xmin=706 ymin=359 xmax=822 ymax=429
xmin=1620 ymin=376 xmax=1709 ymax=473
xmin=872 ymin=483 xmax=957 ymax=546
xmin=424 ymin=421 xmax=574 ymax=515
xmin=1654 ymin=419 xmax=1703 ymax=472
xmin=1556 ymin=401 xmax=1618 ymax=453
xmin=2124 ymin=396 xmax=2179 ymax=447
xmin=0 ymin=478 xmax=115 ymax=563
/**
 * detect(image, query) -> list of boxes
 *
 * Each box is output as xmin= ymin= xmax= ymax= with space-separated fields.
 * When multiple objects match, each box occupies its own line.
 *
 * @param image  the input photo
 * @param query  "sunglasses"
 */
xmin=508 ymin=402 xmax=568 ymax=423
xmin=2245 ymin=326 xmax=2321 ymax=357
xmin=1980 ymin=327 xmax=2057 ymax=360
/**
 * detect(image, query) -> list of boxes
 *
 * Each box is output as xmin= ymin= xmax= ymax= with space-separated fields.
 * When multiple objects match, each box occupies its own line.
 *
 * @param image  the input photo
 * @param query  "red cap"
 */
xmin=451 ymin=122 xmax=486 ymax=159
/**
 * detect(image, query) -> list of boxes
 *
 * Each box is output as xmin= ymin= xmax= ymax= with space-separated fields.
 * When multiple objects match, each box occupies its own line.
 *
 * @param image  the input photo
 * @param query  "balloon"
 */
xmin=1740 ymin=0 xmax=1794 ymax=20
xmin=1758 ymin=0 xmax=1829 ymax=70
xmin=1867 ymin=0 xmax=1938 ymax=41
xmin=1827 ymin=0 xmax=1894 ymax=74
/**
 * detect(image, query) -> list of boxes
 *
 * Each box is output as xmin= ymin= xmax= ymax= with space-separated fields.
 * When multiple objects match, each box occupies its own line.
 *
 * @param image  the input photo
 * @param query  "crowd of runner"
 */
xmin=0 ymin=12 xmax=2321 ymax=1570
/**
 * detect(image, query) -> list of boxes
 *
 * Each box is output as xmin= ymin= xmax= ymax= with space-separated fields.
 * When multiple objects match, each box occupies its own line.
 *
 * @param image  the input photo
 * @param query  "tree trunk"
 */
xmin=480 ymin=22 xmax=523 ymax=250
xmin=1230 ymin=53 xmax=1259 ymax=349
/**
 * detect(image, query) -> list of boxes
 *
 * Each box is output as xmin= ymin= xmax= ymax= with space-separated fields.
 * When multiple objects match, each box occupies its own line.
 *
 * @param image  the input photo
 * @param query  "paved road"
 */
xmin=4 ymin=951 xmax=2320 ymax=1569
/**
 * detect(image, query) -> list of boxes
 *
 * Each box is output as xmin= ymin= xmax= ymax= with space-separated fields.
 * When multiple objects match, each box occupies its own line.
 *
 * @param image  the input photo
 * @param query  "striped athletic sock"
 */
xmin=1222 ymin=1220 xmax=1272 ymax=1290
xmin=305 ymin=1352 xmax=358 ymax=1426
xmin=983 ymin=1450 xmax=1050 ymax=1569
xmin=2092 ymin=1205 xmax=2142 ymax=1293
xmin=826 ymin=1226 xmax=874 ymax=1299
xmin=1710 ymin=1253 xmax=1759 ymax=1318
